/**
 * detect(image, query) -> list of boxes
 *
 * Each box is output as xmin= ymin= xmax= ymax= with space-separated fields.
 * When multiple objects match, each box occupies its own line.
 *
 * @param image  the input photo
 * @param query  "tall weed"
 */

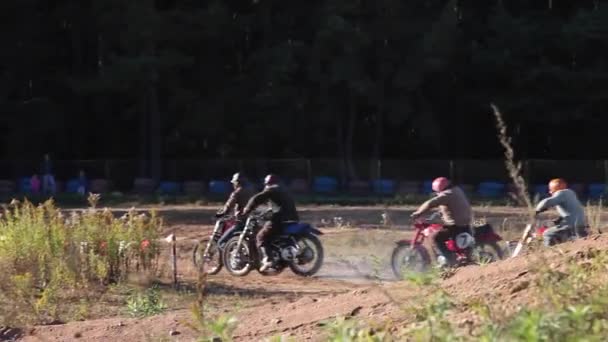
xmin=0 ymin=199 xmax=161 ymax=325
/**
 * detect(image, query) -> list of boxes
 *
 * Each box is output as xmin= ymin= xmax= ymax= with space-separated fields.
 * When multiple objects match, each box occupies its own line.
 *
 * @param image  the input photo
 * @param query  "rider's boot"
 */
xmin=259 ymin=246 xmax=273 ymax=272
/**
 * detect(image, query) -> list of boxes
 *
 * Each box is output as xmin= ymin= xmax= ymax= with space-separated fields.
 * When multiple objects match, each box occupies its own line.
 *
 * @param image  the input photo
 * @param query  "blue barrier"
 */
xmin=158 ymin=181 xmax=180 ymax=194
xmin=209 ymin=180 xmax=231 ymax=194
xmin=477 ymin=182 xmax=506 ymax=198
xmin=313 ymin=176 xmax=338 ymax=193
xmin=66 ymin=179 xmax=82 ymax=193
xmin=372 ymin=179 xmax=396 ymax=195
xmin=19 ymin=177 xmax=31 ymax=193
xmin=588 ymin=183 xmax=606 ymax=199
xmin=532 ymin=184 xmax=549 ymax=197
xmin=422 ymin=181 xmax=433 ymax=194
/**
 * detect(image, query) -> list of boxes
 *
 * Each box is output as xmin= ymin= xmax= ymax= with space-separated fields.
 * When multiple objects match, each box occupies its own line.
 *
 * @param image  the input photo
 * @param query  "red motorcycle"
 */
xmin=192 ymin=214 xmax=238 ymax=275
xmin=391 ymin=213 xmax=504 ymax=279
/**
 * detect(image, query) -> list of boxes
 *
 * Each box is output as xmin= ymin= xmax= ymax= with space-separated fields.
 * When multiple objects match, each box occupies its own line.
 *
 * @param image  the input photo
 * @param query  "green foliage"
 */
xmin=325 ymin=317 xmax=391 ymax=342
xmin=126 ymin=285 xmax=167 ymax=318
xmin=0 ymin=199 xmax=161 ymax=325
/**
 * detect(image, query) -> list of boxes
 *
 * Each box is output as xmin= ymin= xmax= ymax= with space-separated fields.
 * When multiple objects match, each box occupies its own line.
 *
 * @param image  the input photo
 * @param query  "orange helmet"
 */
xmin=548 ymin=178 xmax=567 ymax=194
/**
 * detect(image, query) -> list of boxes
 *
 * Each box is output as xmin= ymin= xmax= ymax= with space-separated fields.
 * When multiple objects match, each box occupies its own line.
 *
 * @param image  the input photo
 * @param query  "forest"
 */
xmin=1 ymin=0 xmax=606 ymax=178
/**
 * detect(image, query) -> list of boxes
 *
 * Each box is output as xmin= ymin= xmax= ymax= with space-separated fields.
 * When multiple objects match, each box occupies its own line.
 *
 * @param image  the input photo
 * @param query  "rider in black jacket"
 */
xmin=240 ymin=174 xmax=299 ymax=271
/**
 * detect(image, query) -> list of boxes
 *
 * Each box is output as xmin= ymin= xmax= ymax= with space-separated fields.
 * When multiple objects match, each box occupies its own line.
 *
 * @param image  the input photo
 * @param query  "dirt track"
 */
xmin=17 ymin=206 xmax=607 ymax=341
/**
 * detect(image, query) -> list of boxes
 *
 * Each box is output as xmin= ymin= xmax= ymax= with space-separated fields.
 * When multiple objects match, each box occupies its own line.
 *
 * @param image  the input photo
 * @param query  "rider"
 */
xmin=410 ymin=177 xmax=472 ymax=266
xmin=239 ymin=174 xmax=299 ymax=271
xmin=215 ymin=173 xmax=254 ymax=245
xmin=535 ymin=178 xmax=587 ymax=246
xmin=217 ymin=172 xmax=254 ymax=217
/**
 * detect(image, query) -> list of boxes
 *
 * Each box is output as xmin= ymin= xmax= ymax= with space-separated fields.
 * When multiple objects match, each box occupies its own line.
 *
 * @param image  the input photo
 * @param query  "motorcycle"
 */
xmin=507 ymin=217 xmax=581 ymax=257
xmin=222 ymin=209 xmax=324 ymax=277
xmin=192 ymin=213 xmax=243 ymax=275
xmin=391 ymin=212 xmax=504 ymax=279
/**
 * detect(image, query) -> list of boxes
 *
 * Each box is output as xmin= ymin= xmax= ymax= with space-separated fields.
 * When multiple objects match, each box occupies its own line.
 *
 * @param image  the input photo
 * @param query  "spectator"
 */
xmin=77 ymin=169 xmax=87 ymax=195
xmin=30 ymin=174 xmax=41 ymax=194
xmin=41 ymin=154 xmax=56 ymax=194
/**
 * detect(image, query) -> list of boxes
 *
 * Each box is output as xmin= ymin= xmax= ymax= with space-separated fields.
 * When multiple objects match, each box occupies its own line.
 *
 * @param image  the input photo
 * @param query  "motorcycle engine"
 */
xmin=280 ymin=245 xmax=298 ymax=261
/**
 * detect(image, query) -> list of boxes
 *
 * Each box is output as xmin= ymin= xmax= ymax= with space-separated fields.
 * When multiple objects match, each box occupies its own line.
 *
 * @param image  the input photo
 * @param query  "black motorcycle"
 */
xmin=222 ymin=209 xmax=324 ymax=277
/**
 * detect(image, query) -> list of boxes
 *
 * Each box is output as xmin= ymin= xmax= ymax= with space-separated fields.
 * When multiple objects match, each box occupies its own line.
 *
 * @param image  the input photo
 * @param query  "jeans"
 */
xmin=424 ymin=225 xmax=471 ymax=265
xmin=543 ymin=224 xmax=588 ymax=247
xmin=43 ymin=174 xmax=56 ymax=194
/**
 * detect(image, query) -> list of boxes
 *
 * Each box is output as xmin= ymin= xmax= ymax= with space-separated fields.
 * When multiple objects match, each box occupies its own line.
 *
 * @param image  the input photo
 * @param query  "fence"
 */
xmin=2 ymin=159 xmax=607 ymax=192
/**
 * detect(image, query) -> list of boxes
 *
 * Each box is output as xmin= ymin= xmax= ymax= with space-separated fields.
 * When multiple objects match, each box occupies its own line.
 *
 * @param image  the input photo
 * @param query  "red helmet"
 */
xmin=432 ymin=177 xmax=450 ymax=192
xmin=264 ymin=174 xmax=279 ymax=186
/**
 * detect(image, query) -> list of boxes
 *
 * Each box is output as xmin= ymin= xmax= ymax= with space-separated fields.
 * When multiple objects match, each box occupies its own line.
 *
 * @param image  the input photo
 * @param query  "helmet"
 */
xmin=548 ymin=178 xmax=567 ymax=194
xmin=230 ymin=172 xmax=244 ymax=184
xmin=264 ymin=174 xmax=279 ymax=186
xmin=432 ymin=177 xmax=450 ymax=192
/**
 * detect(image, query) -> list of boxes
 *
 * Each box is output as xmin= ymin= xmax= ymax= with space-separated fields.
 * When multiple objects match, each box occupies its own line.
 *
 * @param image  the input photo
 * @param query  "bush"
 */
xmin=0 ymin=198 xmax=161 ymax=325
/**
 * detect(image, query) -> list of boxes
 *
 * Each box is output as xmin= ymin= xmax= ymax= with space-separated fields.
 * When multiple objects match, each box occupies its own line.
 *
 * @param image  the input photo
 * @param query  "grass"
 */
xmin=0 ymin=195 xmax=162 ymax=326
xmin=125 ymin=285 xmax=167 ymax=317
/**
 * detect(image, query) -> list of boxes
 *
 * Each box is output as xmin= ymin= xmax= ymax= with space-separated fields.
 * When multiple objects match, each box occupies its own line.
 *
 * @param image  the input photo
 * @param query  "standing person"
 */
xmin=76 ymin=170 xmax=87 ymax=195
xmin=30 ymin=174 xmax=41 ymax=194
xmin=410 ymin=177 xmax=472 ymax=266
xmin=535 ymin=178 xmax=588 ymax=246
xmin=41 ymin=154 xmax=56 ymax=195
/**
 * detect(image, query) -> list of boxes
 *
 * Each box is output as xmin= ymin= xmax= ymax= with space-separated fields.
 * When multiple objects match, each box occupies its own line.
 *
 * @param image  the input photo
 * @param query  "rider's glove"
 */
xmin=215 ymin=212 xmax=224 ymax=218
xmin=410 ymin=212 xmax=420 ymax=219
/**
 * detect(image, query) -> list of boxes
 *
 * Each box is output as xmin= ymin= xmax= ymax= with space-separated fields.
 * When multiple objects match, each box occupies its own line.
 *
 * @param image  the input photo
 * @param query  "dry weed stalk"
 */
xmin=491 ymin=104 xmax=534 ymax=220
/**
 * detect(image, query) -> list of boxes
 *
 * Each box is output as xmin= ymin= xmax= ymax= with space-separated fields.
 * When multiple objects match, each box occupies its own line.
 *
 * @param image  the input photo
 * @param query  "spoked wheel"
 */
xmin=391 ymin=245 xmax=430 ymax=280
xmin=474 ymin=242 xmax=504 ymax=265
xmin=222 ymin=236 xmax=254 ymax=277
xmin=192 ymin=239 xmax=222 ymax=275
xmin=288 ymin=234 xmax=324 ymax=277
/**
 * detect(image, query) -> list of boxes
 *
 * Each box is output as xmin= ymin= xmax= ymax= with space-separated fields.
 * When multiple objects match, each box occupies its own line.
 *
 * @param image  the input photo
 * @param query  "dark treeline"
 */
xmin=1 ymin=0 xmax=606 ymax=178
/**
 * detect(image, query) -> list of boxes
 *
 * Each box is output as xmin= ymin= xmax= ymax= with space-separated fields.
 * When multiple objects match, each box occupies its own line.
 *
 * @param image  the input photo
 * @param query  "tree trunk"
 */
xmin=345 ymin=89 xmax=357 ymax=181
xmin=146 ymin=42 xmax=161 ymax=182
xmin=139 ymin=95 xmax=149 ymax=177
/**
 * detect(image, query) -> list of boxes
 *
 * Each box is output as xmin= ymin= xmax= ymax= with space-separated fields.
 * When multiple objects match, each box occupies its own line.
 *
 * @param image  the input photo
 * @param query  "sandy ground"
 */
xmin=12 ymin=205 xmax=608 ymax=341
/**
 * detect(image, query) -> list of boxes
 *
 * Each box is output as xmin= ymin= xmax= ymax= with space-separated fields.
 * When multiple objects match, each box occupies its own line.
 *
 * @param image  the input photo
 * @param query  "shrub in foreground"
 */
xmin=0 ymin=198 xmax=161 ymax=325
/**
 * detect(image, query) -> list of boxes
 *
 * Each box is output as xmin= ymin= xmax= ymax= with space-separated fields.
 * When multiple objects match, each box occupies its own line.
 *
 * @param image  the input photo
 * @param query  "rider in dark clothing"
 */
xmin=240 ymin=174 xmax=299 ymax=271
xmin=217 ymin=172 xmax=254 ymax=217
xmin=216 ymin=173 xmax=254 ymax=246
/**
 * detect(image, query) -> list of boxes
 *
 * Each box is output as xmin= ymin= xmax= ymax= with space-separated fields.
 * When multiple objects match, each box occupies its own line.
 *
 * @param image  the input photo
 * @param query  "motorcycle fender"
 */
xmin=476 ymin=232 xmax=503 ymax=242
xmin=395 ymin=239 xmax=422 ymax=247
xmin=308 ymin=227 xmax=323 ymax=236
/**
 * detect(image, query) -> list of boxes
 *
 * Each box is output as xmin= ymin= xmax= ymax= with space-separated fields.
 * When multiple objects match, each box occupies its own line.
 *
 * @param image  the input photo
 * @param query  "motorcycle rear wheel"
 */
xmin=474 ymin=241 xmax=504 ymax=264
xmin=288 ymin=234 xmax=324 ymax=277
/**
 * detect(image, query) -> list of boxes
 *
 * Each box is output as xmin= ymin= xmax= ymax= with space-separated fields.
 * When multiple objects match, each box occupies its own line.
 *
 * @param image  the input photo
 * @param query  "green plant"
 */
xmin=325 ymin=316 xmax=391 ymax=342
xmin=125 ymin=286 xmax=167 ymax=317
xmin=0 ymin=199 xmax=162 ymax=325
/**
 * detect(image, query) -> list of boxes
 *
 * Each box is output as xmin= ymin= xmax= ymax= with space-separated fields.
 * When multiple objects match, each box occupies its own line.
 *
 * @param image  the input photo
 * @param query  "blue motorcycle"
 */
xmin=222 ymin=209 xmax=324 ymax=277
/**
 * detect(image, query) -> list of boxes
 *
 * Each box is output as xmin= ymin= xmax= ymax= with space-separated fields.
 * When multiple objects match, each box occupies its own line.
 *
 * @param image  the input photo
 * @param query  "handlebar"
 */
xmin=412 ymin=211 xmax=440 ymax=223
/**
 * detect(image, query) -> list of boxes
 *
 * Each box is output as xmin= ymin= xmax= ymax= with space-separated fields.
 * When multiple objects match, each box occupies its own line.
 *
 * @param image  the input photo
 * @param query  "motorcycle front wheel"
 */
xmin=192 ymin=239 xmax=223 ymax=275
xmin=222 ymin=236 xmax=254 ymax=277
xmin=390 ymin=244 xmax=430 ymax=280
